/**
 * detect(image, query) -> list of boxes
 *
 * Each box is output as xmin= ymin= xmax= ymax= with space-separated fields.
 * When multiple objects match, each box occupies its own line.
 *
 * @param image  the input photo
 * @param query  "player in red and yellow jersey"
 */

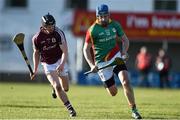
xmin=83 ymin=4 xmax=142 ymax=119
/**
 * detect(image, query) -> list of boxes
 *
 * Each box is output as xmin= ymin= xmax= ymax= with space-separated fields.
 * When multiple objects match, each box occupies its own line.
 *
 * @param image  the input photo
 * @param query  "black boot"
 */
xmin=51 ymin=87 xmax=57 ymax=99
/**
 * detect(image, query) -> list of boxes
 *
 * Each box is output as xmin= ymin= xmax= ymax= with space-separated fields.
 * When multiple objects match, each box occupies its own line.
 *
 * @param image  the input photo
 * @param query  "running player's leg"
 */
xmin=51 ymin=85 xmax=57 ymax=99
xmin=98 ymin=67 xmax=118 ymax=96
xmin=118 ymin=70 xmax=135 ymax=106
xmin=47 ymin=71 xmax=76 ymax=117
xmin=47 ymin=72 xmax=68 ymax=102
xmin=59 ymin=75 xmax=69 ymax=92
xmin=58 ymin=63 xmax=69 ymax=92
xmin=104 ymin=75 xmax=118 ymax=96
xmin=114 ymin=65 xmax=142 ymax=119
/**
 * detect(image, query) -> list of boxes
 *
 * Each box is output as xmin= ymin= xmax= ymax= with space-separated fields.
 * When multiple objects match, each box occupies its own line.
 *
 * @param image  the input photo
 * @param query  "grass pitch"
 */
xmin=0 ymin=82 xmax=180 ymax=119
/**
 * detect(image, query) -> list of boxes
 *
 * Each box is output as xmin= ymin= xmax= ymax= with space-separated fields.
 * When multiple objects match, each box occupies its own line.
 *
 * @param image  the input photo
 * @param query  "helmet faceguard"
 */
xmin=96 ymin=4 xmax=110 ymax=26
xmin=41 ymin=13 xmax=56 ymax=27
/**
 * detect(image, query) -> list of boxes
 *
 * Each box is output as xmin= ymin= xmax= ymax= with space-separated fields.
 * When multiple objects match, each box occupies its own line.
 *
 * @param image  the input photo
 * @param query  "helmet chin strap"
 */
xmin=45 ymin=30 xmax=50 ymax=34
xmin=42 ymin=27 xmax=53 ymax=34
xmin=42 ymin=26 xmax=55 ymax=34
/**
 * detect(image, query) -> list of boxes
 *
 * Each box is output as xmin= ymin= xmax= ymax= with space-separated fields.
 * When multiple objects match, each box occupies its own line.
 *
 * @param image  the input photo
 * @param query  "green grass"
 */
xmin=0 ymin=82 xmax=180 ymax=119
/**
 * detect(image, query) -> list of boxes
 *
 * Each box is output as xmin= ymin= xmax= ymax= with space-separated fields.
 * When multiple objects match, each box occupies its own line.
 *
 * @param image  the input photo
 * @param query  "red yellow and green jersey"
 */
xmin=85 ymin=19 xmax=124 ymax=64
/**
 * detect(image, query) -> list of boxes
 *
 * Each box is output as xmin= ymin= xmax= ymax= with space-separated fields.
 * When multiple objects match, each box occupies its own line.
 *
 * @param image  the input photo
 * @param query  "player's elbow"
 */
xmin=83 ymin=47 xmax=87 ymax=57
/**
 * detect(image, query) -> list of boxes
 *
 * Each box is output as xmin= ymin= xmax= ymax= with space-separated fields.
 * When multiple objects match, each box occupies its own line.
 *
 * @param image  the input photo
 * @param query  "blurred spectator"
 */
xmin=155 ymin=48 xmax=171 ymax=88
xmin=135 ymin=46 xmax=152 ymax=87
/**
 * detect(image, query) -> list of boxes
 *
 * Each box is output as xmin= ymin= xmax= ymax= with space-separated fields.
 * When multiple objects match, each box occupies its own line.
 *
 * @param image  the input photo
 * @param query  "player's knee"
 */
xmin=119 ymin=72 xmax=131 ymax=87
xmin=104 ymin=76 xmax=115 ymax=88
xmin=121 ymin=79 xmax=130 ymax=87
xmin=54 ymin=84 xmax=62 ymax=91
xmin=62 ymin=84 xmax=69 ymax=92
xmin=111 ymin=91 xmax=117 ymax=96
xmin=104 ymin=76 xmax=117 ymax=96
xmin=63 ymin=88 xmax=69 ymax=92
xmin=109 ymin=89 xmax=117 ymax=96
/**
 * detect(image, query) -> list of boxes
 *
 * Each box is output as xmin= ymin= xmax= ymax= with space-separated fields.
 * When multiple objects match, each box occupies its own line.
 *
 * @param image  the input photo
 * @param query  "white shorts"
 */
xmin=41 ymin=59 xmax=69 ymax=76
xmin=97 ymin=52 xmax=122 ymax=82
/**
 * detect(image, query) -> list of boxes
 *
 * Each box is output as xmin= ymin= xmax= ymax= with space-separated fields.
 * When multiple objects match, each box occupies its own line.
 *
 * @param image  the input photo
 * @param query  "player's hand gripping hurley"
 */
xmin=84 ymin=57 xmax=125 ymax=75
xmin=13 ymin=33 xmax=34 ymax=80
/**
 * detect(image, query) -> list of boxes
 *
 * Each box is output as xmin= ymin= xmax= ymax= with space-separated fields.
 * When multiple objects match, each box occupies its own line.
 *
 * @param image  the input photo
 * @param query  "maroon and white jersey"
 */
xmin=32 ymin=27 xmax=66 ymax=64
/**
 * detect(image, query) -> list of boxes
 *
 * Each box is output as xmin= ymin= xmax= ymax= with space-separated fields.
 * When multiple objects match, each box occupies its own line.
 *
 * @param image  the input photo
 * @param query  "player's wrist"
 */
xmin=121 ymin=50 xmax=127 ymax=55
xmin=33 ymin=68 xmax=37 ymax=74
xmin=122 ymin=53 xmax=129 ymax=61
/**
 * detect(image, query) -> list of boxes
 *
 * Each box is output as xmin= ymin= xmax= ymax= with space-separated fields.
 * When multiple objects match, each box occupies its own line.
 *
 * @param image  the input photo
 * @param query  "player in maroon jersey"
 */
xmin=31 ymin=13 xmax=76 ymax=117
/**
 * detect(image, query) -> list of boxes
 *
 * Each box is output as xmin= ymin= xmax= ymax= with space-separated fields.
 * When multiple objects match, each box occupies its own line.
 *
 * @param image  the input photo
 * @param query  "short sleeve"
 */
xmin=56 ymin=27 xmax=67 ymax=45
xmin=85 ymin=30 xmax=92 ymax=43
xmin=114 ymin=21 xmax=124 ymax=37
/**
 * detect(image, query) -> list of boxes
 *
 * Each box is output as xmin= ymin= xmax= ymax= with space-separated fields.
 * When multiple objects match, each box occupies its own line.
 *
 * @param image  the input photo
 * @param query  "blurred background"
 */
xmin=0 ymin=0 xmax=180 ymax=88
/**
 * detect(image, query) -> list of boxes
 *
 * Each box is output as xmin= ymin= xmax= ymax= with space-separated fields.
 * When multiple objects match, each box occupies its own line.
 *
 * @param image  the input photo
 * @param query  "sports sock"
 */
xmin=131 ymin=104 xmax=138 ymax=112
xmin=64 ymin=101 xmax=74 ymax=111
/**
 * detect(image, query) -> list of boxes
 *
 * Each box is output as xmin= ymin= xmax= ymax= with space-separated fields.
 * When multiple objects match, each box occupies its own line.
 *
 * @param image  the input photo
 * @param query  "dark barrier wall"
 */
xmin=77 ymin=71 xmax=180 ymax=88
xmin=0 ymin=72 xmax=48 ymax=83
xmin=1 ymin=71 xmax=180 ymax=88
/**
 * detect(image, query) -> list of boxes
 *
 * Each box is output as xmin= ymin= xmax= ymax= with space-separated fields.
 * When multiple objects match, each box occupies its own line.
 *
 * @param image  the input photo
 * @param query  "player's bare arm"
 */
xmin=31 ymin=48 xmax=40 ymax=80
xmin=33 ymin=48 xmax=40 ymax=74
xmin=83 ymin=42 xmax=98 ymax=72
xmin=121 ymin=34 xmax=129 ymax=53
xmin=121 ymin=34 xmax=129 ymax=60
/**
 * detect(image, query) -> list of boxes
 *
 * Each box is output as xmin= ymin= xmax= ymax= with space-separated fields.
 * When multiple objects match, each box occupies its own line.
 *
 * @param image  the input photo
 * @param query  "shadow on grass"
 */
xmin=146 ymin=117 xmax=168 ymax=119
xmin=0 ymin=104 xmax=58 ymax=108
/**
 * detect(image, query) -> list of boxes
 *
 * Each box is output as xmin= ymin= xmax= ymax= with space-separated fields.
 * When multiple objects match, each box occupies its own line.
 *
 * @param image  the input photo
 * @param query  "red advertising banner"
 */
xmin=72 ymin=10 xmax=180 ymax=41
